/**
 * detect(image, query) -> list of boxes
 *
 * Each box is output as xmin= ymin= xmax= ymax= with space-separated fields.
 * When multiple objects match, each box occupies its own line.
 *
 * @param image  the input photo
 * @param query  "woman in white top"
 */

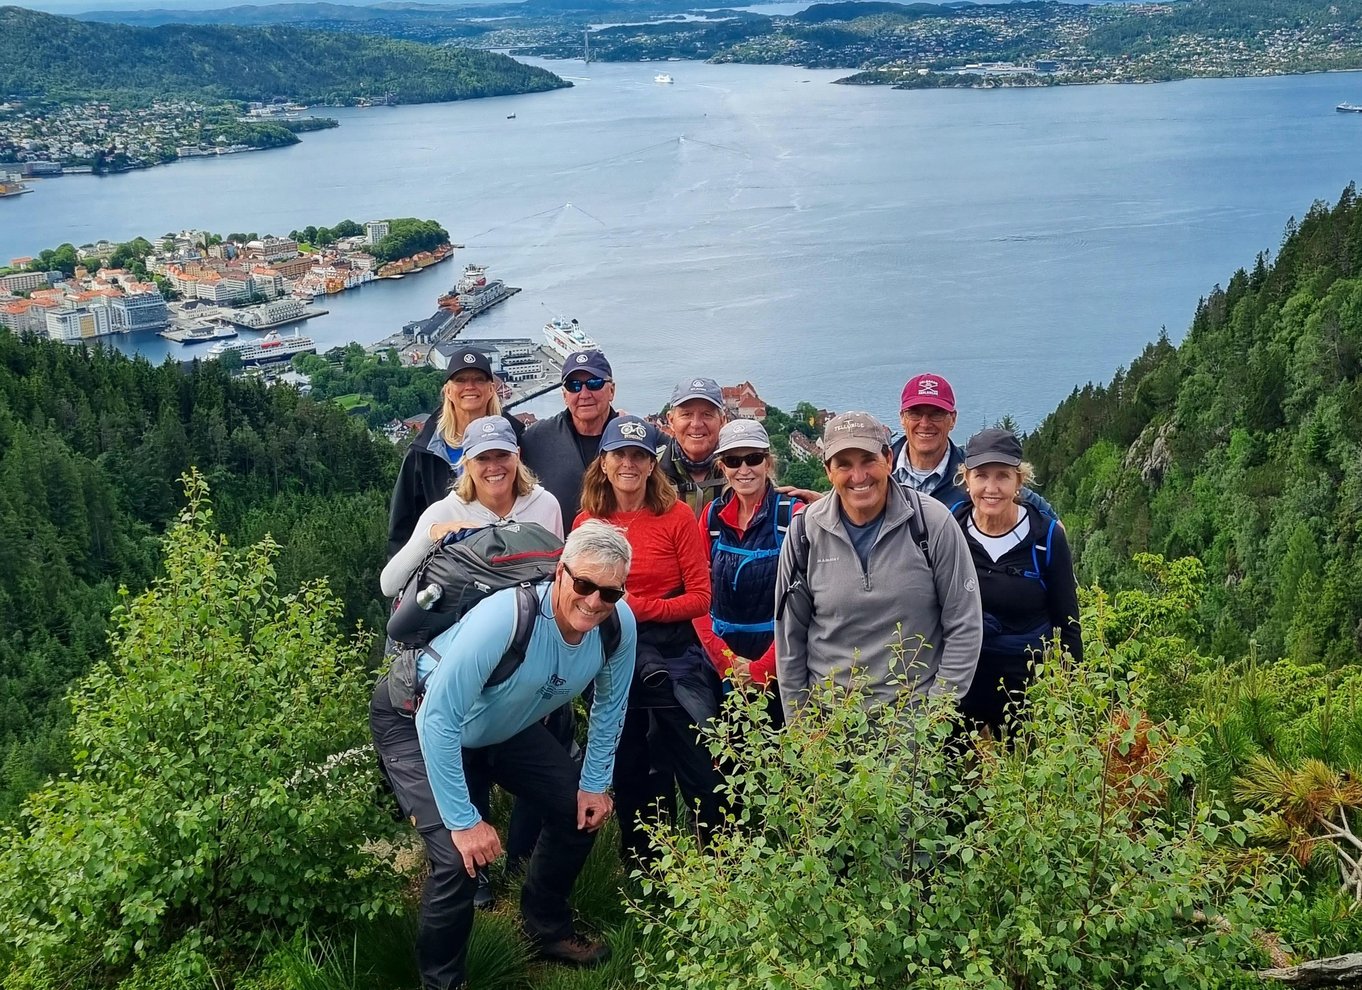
xmin=381 ymin=415 xmax=563 ymax=597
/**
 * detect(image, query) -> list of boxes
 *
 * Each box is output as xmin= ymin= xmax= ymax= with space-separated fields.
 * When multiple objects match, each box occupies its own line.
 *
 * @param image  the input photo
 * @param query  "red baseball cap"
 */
xmin=900 ymin=374 xmax=956 ymax=413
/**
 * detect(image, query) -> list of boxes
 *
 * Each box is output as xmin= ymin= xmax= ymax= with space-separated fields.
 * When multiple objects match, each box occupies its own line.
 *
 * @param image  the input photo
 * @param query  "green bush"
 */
xmin=0 ymin=473 xmax=403 ymax=986
xmin=633 ymin=644 xmax=1270 ymax=989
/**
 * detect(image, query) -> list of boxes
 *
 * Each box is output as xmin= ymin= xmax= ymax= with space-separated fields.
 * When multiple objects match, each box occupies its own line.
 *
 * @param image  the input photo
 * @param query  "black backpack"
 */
xmin=388 ymin=521 xmax=564 ymax=649
xmin=385 ymin=581 xmax=622 ymax=716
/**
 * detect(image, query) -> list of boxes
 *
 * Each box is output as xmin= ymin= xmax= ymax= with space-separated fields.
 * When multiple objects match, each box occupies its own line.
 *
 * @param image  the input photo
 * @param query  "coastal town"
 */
xmin=0 ymin=219 xmax=453 ymax=351
xmin=0 ymin=97 xmax=338 ymax=180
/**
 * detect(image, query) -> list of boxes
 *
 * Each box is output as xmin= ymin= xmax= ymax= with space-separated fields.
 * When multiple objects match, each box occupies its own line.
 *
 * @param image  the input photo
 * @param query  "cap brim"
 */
xmin=600 ymin=439 xmax=657 ymax=454
xmin=900 ymin=396 xmax=955 ymax=413
xmin=963 ymin=452 xmax=1021 ymax=469
xmin=714 ymin=439 xmax=770 ymax=455
xmin=464 ymin=440 xmax=518 ymax=459
xmin=673 ymin=394 xmax=724 ymax=409
xmin=823 ymin=437 xmax=884 ymax=462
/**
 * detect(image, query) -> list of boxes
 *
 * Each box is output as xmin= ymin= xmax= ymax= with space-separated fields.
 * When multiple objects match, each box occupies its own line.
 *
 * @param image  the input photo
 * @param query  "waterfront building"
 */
xmin=45 ymin=305 xmax=112 ymax=342
xmin=111 ymin=290 xmax=169 ymax=332
xmin=0 ymin=270 xmax=51 ymax=294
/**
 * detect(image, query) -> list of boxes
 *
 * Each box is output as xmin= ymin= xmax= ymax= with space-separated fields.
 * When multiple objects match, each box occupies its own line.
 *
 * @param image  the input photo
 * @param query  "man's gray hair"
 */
xmin=562 ymin=519 xmax=633 ymax=575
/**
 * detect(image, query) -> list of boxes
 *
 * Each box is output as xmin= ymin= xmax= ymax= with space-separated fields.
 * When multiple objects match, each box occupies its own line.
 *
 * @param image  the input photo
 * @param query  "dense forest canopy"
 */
xmin=0 ymin=334 xmax=398 ymax=817
xmin=0 ymin=6 xmax=569 ymax=105
xmin=1025 ymin=183 xmax=1362 ymax=668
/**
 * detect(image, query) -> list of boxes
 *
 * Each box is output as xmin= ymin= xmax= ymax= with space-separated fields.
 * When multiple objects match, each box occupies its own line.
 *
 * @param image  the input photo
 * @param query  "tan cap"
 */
xmin=822 ymin=411 xmax=888 ymax=461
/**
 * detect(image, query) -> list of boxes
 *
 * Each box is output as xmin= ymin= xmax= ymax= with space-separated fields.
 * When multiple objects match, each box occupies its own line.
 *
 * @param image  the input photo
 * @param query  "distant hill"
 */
xmin=793 ymin=2 xmax=948 ymax=24
xmin=0 ymin=5 xmax=569 ymax=104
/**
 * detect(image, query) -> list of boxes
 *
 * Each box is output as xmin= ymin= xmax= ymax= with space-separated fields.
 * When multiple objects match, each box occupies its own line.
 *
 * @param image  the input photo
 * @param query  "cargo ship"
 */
xmin=209 ymin=329 xmax=316 ymax=365
xmin=543 ymin=317 xmax=599 ymax=360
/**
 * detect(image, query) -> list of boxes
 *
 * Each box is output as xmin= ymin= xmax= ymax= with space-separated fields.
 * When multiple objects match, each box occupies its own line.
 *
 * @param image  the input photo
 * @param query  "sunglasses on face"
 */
xmin=562 ymin=562 xmax=626 ymax=604
xmin=720 ymin=452 xmax=767 ymax=469
xmin=563 ymin=377 xmax=610 ymax=394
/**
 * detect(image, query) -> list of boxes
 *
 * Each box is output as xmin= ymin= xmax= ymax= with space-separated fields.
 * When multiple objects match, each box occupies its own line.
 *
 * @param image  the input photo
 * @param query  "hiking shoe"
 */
xmin=536 ymin=934 xmax=611 ymax=967
xmin=473 ymin=868 xmax=494 ymax=910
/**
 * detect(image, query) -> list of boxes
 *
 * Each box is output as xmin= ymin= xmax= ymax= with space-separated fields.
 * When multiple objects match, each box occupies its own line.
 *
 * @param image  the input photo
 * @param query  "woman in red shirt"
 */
xmin=574 ymin=415 xmax=721 ymax=867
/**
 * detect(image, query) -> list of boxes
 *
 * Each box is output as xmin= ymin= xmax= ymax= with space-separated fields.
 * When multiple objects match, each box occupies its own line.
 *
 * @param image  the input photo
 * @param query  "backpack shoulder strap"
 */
xmin=791 ymin=507 xmax=811 ymax=577
xmin=485 ymin=583 xmax=540 ymax=688
xmin=906 ymin=487 xmax=933 ymax=570
xmin=602 ymin=610 xmax=622 ymax=661
xmin=705 ymin=498 xmax=722 ymax=538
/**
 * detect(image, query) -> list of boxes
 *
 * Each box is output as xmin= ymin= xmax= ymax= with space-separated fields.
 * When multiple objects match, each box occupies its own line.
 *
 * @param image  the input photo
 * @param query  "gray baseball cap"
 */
xmin=714 ymin=419 xmax=770 ymax=455
xmin=822 ymin=411 xmax=889 ymax=462
xmin=462 ymin=415 xmax=519 ymax=459
xmin=670 ymin=376 xmax=724 ymax=410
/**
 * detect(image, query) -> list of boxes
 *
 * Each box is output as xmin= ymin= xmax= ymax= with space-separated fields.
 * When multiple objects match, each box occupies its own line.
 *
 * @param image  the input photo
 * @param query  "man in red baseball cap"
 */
xmin=892 ymin=373 xmax=1054 ymax=516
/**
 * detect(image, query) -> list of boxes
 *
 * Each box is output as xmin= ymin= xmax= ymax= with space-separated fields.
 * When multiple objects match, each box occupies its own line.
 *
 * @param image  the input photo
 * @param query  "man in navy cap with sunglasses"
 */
xmin=521 ymin=349 xmax=621 ymax=531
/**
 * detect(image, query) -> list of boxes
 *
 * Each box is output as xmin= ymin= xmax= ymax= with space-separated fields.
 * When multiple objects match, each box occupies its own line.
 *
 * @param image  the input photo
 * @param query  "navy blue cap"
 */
xmin=599 ymin=415 xmax=659 ymax=455
xmin=561 ymin=349 xmax=613 ymax=382
xmin=446 ymin=347 xmax=493 ymax=380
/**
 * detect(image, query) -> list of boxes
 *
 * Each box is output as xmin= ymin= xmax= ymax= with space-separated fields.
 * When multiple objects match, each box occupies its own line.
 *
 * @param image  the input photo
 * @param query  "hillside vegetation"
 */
xmin=0 ymin=5 xmax=568 ymax=105
xmin=1026 ymin=184 xmax=1362 ymax=669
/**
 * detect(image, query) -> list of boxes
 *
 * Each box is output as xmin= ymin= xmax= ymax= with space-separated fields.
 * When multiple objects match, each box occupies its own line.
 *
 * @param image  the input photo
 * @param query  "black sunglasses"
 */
xmin=563 ymin=376 xmax=610 ymax=393
xmin=562 ymin=561 xmax=626 ymax=604
xmin=720 ymin=452 xmax=767 ymax=469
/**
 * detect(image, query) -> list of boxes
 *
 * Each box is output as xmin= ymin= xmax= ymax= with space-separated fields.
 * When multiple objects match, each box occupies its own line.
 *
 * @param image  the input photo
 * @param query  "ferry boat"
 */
xmin=543 ymin=317 xmax=599 ymax=360
xmin=210 ymin=329 xmax=316 ymax=366
xmin=654 ymin=73 xmax=674 ymax=84
xmin=437 ymin=264 xmax=513 ymax=315
xmin=160 ymin=323 xmax=239 ymax=345
xmin=1338 ymin=103 xmax=1362 ymax=113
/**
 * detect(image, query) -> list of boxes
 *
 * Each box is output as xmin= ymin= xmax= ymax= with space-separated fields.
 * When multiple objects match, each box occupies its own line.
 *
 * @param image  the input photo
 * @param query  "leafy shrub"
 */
xmin=0 ymin=473 xmax=403 ymax=985
xmin=633 ymin=644 xmax=1269 ymax=989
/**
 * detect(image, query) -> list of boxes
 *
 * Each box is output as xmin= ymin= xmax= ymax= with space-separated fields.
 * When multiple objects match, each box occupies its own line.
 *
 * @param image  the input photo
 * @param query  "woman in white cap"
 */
xmin=694 ymin=419 xmax=804 ymax=728
xmin=951 ymin=427 xmax=1082 ymax=740
xmin=387 ymin=347 xmax=522 ymax=559
xmin=574 ymin=415 xmax=721 ymax=868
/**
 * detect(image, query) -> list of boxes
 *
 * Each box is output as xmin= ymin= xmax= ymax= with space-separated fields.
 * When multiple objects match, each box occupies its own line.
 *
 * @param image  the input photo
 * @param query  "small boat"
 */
xmin=1338 ymin=103 xmax=1362 ymax=113
xmin=654 ymin=73 xmax=674 ymax=84
xmin=507 ymin=113 xmax=517 ymax=119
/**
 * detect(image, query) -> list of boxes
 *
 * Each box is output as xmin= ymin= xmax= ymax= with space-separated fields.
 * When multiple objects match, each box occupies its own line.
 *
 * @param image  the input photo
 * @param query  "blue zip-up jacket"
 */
xmin=415 ymin=584 xmax=636 ymax=830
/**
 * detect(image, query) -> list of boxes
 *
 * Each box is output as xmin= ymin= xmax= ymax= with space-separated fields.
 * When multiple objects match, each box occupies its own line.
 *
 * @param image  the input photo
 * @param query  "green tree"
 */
xmin=0 ymin=473 xmax=402 ymax=983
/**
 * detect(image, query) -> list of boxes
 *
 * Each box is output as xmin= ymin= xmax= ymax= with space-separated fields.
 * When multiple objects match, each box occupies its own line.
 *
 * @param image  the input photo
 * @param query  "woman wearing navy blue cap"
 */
xmin=951 ymin=428 xmax=1082 ymax=739
xmin=387 ymin=347 xmax=523 ymax=559
xmin=573 ymin=415 xmax=722 ymax=867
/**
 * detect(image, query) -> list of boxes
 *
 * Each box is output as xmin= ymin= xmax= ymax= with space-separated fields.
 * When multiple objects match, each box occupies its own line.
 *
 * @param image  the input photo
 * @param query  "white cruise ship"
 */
xmin=209 ymin=329 xmax=316 ymax=365
xmin=543 ymin=317 xmax=599 ymax=360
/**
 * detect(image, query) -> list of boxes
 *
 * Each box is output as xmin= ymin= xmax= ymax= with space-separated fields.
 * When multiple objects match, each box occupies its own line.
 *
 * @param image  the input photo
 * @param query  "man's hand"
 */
xmin=577 ymin=790 xmax=613 ymax=832
xmin=775 ymin=485 xmax=823 ymax=503
xmin=449 ymin=820 xmax=503 ymax=877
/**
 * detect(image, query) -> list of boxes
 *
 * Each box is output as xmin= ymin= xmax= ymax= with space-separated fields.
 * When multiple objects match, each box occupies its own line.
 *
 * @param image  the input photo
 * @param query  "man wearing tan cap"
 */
xmin=774 ymin=411 xmax=982 ymax=717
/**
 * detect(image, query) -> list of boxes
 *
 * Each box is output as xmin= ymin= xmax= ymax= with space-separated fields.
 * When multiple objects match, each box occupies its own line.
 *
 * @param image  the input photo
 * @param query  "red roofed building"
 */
xmin=721 ymin=381 xmax=767 ymax=420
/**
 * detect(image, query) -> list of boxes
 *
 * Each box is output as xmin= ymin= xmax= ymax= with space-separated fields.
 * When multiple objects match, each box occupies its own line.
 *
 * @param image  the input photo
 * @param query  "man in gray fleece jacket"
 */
xmin=775 ymin=411 xmax=983 ymax=717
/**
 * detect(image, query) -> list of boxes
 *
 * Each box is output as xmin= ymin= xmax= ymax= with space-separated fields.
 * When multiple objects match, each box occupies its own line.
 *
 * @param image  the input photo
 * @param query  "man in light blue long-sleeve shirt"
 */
xmin=371 ymin=520 xmax=636 ymax=990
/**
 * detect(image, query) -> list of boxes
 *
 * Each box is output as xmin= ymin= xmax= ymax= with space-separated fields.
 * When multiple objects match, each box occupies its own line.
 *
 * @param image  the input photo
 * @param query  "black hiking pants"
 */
xmin=370 ymin=678 xmax=596 ymax=990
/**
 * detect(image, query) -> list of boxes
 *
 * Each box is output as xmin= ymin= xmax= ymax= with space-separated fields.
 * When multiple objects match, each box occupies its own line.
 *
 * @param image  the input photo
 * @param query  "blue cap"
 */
xmin=670 ymin=376 xmax=724 ymax=410
xmin=462 ymin=415 xmax=519 ymax=459
xmin=561 ymin=349 xmax=613 ymax=382
xmin=599 ymin=415 xmax=659 ymax=455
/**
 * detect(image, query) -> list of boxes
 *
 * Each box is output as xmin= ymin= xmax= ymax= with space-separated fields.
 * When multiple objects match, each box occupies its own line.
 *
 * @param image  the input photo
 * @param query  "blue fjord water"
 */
xmin=3 ymin=60 xmax=1361 ymax=429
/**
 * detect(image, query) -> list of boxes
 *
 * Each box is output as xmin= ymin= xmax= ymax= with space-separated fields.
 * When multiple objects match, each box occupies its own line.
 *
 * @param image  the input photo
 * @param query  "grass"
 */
xmin=332 ymin=393 xmax=373 ymax=413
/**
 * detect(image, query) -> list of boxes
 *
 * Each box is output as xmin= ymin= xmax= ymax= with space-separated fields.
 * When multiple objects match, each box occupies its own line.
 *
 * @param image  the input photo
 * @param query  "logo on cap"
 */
xmin=691 ymin=378 xmax=706 ymax=389
xmin=463 ymin=353 xmax=477 ymax=364
xmin=620 ymin=422 xmax=647 ymax=440
xmin=575 ymin=354 xmax=589 ymax=364
xmin=917 ymin=379 xmax=939 ymax=396
xmin=482 ymin=421 xmax=497 ymax=434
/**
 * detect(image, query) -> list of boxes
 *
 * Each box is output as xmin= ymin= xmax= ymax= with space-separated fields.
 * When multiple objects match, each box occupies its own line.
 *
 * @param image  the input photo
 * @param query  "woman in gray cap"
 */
xmin=574 ymin=415 xmax=722 ymax=867
xmin=694 ymin=419 xmax=804 ymax=728
xmin=381 ymin=415 xmax=563 ymax=597
xmin=387 ymin=347 xmax=522 ymax=559
xmin=950 ymin=427 xmax=1082 ymax=740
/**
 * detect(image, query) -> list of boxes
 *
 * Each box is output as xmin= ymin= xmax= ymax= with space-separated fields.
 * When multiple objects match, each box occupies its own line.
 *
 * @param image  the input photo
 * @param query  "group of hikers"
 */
xmin=368 ymin=346 xmax=1084 ymax=990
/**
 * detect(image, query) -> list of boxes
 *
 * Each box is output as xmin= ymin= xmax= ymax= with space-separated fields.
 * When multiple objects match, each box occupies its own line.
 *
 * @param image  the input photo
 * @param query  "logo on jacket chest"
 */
xmin=535 ymin=673 xmax=569 ymax=701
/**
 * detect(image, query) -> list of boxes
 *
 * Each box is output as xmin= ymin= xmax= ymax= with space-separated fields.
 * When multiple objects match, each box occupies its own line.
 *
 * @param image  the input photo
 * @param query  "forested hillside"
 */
xmin=0 ymin=6 xmax=568 ymax=105
xmin=0 ymin=334 xmax=398 ymax=816
xmin=1026 ymin=183 xmax=1362 ymax=667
